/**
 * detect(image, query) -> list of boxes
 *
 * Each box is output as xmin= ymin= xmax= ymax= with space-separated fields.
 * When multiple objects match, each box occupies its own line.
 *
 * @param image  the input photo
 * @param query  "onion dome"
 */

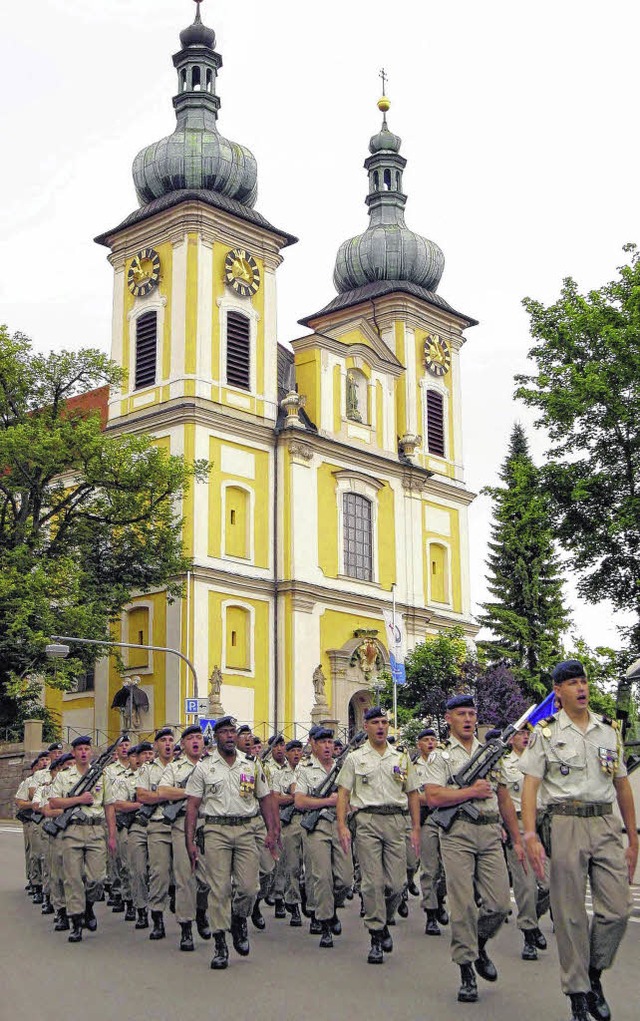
xmin=333 ymin=96 xmax=444 ymax=294
xmin=132 ymin=0 xmax=257 ymax=208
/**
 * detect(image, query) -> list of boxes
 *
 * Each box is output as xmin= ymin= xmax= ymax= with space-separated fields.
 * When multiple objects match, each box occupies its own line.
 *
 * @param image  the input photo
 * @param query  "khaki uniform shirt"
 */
xmin=104 ymin=760 xmax=129 ymax=804
xmin=336 ymin=741 xmax=420 ymax=809
xmin=136 ymin=758 xmax=172 ymax=821
xmin=186 ymin=749 xmax=269 ymax=818
xmin=424 ymin=735 xmax=500 ymax=816
xmin=518 ymin=709 xmax=626 ymax=805
xmin=295 ymin=755 xmax=338 ymax=822
xmin=159 ymin=756 xmax=199 ymax=790
xmin=271 ymin=763 xmax=298 ymax=796
xmin=51 ymin=763 xmax=106 ymax=819
xmin=16 ymin=776 xmax=33 ymax=801
xmin=32 ymin=779 xmax=56 ymax=810
xmin=114 ymin=768 xmax=138 ymax=803
xmin=31 ymin=767 xmax=52 ymax=792
xmin=264 ymin=758 xmax=285 ymax=789
xmin=500 ymin=750 xmax=528 ymax=812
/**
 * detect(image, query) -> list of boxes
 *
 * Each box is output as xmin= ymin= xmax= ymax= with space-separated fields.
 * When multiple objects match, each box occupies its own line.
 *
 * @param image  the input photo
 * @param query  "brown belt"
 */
xmin=549 ymin=802 xmax=613 ymax=819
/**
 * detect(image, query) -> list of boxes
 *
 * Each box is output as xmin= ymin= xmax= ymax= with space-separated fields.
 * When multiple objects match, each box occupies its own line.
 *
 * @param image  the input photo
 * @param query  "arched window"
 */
xmin=373 ymin=170 xmax=379 ymax=191
xmin=426 ymin=389 xmax=445 ymax=457
xmin=206 ymin=68 xmax=213 ymax=93
xmin=224 ymin=486 xmax=250 ymax=559
xmin=127 ymin=606 xmax=149 ymax=668
xmin=134 ymin=311 xmax=157 ymax=390
xmin=226 ymin=311 xmax=251 ymax=390
xmin=225 ymin=605 xmax=250 ymax=670
xmin=192 ymin=66 xmax=201 ymax=91
xmin=428 ymin=543 xmax=449 ymax=604
xmin=343 ymin=493 xmax=373 ymax=581
xmin=383 ymin=168 xmax=392 ymax=190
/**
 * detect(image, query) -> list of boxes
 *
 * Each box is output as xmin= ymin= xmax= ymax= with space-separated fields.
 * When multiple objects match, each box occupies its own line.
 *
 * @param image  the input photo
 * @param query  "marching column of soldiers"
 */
xmin=13 ymin=660 xmax=638 ymax=1021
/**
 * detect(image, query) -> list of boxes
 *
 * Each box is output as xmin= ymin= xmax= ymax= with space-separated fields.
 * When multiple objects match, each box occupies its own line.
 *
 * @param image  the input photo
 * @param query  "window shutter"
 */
xmin=343 ymin=493 xmax=373 ymax=581
xmin=426 ymin=390 xmax=445 ymax=457
xmin=226 ymin=312 xmax=251 ymax=390
xmin=135 ymin=312 xmax=157 ymax=390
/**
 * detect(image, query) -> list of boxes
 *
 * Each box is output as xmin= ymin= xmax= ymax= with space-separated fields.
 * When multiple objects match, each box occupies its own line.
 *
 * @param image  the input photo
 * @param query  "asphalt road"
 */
xmin=1 ymin=821 xmax=638 ymax=1021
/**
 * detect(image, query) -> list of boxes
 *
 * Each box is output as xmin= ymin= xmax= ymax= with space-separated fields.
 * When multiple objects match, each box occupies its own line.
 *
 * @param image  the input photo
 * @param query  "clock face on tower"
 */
xmin=224 ymin=248 xmax=261 ymax=297
xmin=127 ymin=248 xmax=161 ymax=298
xmin=424 ymin=334 xmax=451 ymax=377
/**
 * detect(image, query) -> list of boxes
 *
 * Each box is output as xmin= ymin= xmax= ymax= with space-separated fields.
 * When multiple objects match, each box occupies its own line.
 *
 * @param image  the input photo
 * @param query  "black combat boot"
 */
xmin=84 ymin=900 xmax=98 ymax=932
xmin=569 ymin=993 xmax=590 ymax=1021
xmin=359 ymin=894 xmax=366 ymax=918
xmin=474 ymin=938 xmax=498 ymax=982
xmin=397 ymin=892 xmax=409 ymax=918
xmin=68 ymin=914 xmax=84 ymax=943
xmin=309 ymin=912 xmax=322 ymax=935
xmin=210 ymin=931 xmax=229 ymax=970
xmin=319 ymin=920 xmax=333 ymax=948
xmin=586 ymin=967 xmax=611 ymax=1021
xmin=111 ymin=894 xmax=125 ymax=913
xmin=41 ymin=893 xmax=54 ymax=915
xmin=196 ymin=908 xmax=212 ymax=940
xmin=32 ymin=884 xmax=43 ymax=904
xmin=230 ymin=914 xmax=250 ymax=956
xmin=169 ymin=884 xmax=176 ymax=913
xmin=521 ymin=929 xmax=538 ymax=961
xmin=274 ymin=898 xmax=286 ymax=919
xmin=300 ymin=882 xmax=311 ymax=917
xmin=124 ymin=900 xmax=136 ymax=922
xmin=251 ymin=897 xmax=265 ymax=930
xmin=106 ymin=889 xmax=117 ymax=906
xmin=436 ymin=896 xmax=449 ymax=926
xmin=330 ymin=912 xmax=342 ymax=935
xmin=531 ymin=925 xmax=547 ymax=949
xmin=54 ymin=908 xmax=70 ymax=931
xmin=407 ymin=871 xmax=420 ymax=897
xmin=380 ymin=925 xmax=393 ymax=953
xmin=425 ymin=909 xmax=441 ymax=936
xmin=288 ymin=903 xmax=302 ymax=927
xmin=458 ymin=963 xmax=478 ymax=1003
xmin=149 ymin=910 xmax=165 ymax=940
xmin=367 ymin=931 xmax=384 ymax=964
xmin=135 ymin=907 xmax=149 ymax=929
xmin=179 ymin=921 xmax=194 ymax=951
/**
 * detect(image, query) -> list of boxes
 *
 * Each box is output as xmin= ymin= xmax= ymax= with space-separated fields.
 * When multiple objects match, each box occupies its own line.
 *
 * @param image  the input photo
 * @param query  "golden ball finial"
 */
xmin=378 ymin=96 xmax=391 ymax=113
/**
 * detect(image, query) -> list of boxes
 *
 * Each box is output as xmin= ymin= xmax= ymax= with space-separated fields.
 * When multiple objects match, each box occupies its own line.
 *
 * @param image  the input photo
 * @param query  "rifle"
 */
xmin=15 ymin=808 xmax=33 ymax=824
xmin=300 ymin=731 xmax=367 ymax=834
xmin=431 ymin=705 xmax=535 ymax=833
xmin=162 ymin=769 xmax=196 ymax=824
xmin=43 ymin=736 xmax=124 ymax=837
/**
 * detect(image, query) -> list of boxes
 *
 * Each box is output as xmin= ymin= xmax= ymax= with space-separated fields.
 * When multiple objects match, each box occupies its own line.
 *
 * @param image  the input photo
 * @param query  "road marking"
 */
xmin=0 ymin=826 xmax=23 ymax=834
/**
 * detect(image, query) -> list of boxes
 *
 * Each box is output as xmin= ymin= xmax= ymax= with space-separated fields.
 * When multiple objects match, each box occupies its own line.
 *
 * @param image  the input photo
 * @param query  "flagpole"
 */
xmin=392 ymin=584 xmax=398 ymax=733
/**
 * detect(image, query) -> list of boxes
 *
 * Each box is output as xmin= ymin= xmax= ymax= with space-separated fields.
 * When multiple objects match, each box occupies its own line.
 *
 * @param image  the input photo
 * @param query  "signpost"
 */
xmin=184 ymin=698 xmax=210 ymax=716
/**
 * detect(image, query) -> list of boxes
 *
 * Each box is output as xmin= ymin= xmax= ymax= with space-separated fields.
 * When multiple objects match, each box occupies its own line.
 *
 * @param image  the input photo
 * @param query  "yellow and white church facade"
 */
xmin=51 ymin=3 xmax=478 ymax=741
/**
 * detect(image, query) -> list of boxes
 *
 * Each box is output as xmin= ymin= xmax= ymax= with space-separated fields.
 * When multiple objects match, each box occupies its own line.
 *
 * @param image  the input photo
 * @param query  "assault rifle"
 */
xmin=162 ymin=770 xmax=196 ymax=824
xmin=43 ymin=736 xmax=124 ymax=836
xmin=430 ymin=705 xmax=537 ymax=833
xmin=15 ymin=808 xmax=33 ymax=824
xmin=300 ymin=731 xmax=367 ymax=834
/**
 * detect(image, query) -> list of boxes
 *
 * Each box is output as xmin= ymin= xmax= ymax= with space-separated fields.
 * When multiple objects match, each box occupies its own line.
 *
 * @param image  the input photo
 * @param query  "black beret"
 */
xmin=51 ymin=752 xmax=73 ymax=769
xmin=313 ymin=727 xmax=334 ymax=740
xmin=154 ymin=727 xmax=174 ymax=741
xmin=136 ymin=741 xmax=153 ymax=753
xmin=236 ymin=724 xmax=252 ymax=735
xmin=285 ymin=740 xmax=303 ymax=751
xmin=445 ymin=694 xmax=475 ymax=711
xmin=308 ymin=725 xmax=322 ymax=739
xmin=31 ymin=752 xmax=48 ymax=768
xmin=364 ymin=706 xmax=387 ymax=722
xmin=127 ymin=744 xmax=140 ymax=755
xmin=417 ymin=728 xmax=437 ymax=739
xmin=213 ymin=716 xmax=237 ymax=733
xmin=551 ymin=660 xmax=586 ymax=684
xmin=333 ymin=739 xmax=344 ymax=747
xmin=181 ymin=724 xmax=203 ymax=740
xmin=268 ymin=734 xmax=285 ymax=746
xmin=47 ymin=742 xmax=63 ymax=751
xmin=387 ymin=735 xmax=396 ymax=744
xmin=484 ymin=728 xmax=502 ymax=742
xmin=119 ymin=734 xmax=131 ymax=743
xmin=70 ymin=735 xmax=92 ymax=748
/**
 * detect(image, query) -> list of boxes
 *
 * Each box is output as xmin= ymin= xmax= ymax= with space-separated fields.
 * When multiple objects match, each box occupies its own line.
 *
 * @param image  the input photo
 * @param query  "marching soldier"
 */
xmin=264 ymin=734 xmax=288 ymax=918
xmin=33 ymin=752 xmax=74 ymax=930
xmin=336 ymin=706 xmax=421 ymax=964
xmin=413 ymin=727 xmax=448 ymax=935
xmin=136 ymin=727 xmax=176 ymax=941
xmin=110 ymin=743 xmax=140 ymax=922
xmin=520 ymin=660 xmax=638 ymax=1021
xmin=424 ymin=694 xmax=521 ymax=1004
xmin=103 ymin=734 xmax=131 ymax=913
xmin=117 ymin=740 xmax=154 ymax=929
xmin=184 ymin=715 xmax=278 ymax=970
xmin=294 ymin=726 xmax=353 ymax=948
xmin=157 ymin=723 xmax=211 ymax=951
xmin=271 ymin=738 xmax=304 ymax=926
xmin=15 ymin=751 xmax=49 ymax=902
xmin=49 ymin=735 xmax=117 ymax=943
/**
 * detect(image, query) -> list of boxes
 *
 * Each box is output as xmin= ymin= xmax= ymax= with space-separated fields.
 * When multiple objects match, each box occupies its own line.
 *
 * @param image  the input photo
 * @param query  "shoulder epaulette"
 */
xmin=440 ymin=739 xmax=451 ymax=749
xmin=537 ymin=715 xmax=557 ymax=728
xmin=600 ymin=715 xmax=618 ymax=729
xmin=245 ymin=753 xmax=256 ymax=761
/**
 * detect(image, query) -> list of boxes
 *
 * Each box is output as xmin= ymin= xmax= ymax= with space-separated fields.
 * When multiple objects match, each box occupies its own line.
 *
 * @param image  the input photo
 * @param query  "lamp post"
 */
xmin=45 ymin=634 xmax=200 ymax=703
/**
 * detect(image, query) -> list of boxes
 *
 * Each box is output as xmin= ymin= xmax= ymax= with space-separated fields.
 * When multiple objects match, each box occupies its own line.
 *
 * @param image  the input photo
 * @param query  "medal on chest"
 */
xmin=239 ymin=772 xmax=255 ymax=798
xmin=598 ymin=747 xmax=617 ymax=776
xmin=560 ymin=765 xmax=570 ymax=776
xmin=392 ymin=764 xmax=407 ymax=784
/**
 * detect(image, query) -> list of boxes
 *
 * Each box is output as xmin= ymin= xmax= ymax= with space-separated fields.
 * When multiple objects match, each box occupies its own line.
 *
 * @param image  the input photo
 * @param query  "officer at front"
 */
xmin=520 ymin=659 xmax=637 ymax=1021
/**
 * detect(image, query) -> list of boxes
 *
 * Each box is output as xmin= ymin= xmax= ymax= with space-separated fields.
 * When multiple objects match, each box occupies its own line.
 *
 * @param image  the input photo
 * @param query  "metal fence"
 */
xmin=50 ymin=721 xmax=351 ymax=749
xmin=0 ymin=725 xmax=24 ymax=744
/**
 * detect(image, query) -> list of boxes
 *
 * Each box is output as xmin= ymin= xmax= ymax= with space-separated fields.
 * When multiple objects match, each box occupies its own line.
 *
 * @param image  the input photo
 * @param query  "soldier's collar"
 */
xmin=558 ymin=708 xmax=599 ymax=732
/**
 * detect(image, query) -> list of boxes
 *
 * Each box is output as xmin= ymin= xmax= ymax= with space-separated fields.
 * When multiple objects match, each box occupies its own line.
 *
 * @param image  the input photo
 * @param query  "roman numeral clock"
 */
xmin=224 ymin=247 xmax=261 ymax=297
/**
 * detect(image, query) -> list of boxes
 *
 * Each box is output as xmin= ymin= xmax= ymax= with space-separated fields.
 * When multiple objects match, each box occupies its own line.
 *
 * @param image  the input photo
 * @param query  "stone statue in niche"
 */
xmin=208 ymin=665 xmax=224 ymax=715
xmin=312 ymin=664 xmax=328 ymax=704
xmin=346 ymin=372 xmax=362 ymax=422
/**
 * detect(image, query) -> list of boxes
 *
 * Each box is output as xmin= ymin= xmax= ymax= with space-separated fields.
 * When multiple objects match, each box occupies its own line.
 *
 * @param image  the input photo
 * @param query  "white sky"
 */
xmin=1 ymin=0 xmax=636 ymax=651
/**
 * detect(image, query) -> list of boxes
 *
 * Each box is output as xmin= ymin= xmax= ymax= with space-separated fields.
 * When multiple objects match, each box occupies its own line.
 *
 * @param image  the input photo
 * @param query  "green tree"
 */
xmin=478 ymin=423 xmax=569 ymax=694
xmin=516 ymin=245 xmax=640 ymax=647
xmin=0 ymin=326 xmax=207 ymax=731
xmin=398 ymin=627 xmax=478 ymax=737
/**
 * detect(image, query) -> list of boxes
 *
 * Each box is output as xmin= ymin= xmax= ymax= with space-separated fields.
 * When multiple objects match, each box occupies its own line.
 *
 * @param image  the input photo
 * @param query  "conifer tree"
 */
xmin=478 ymin=423 xmax=569 ymax=694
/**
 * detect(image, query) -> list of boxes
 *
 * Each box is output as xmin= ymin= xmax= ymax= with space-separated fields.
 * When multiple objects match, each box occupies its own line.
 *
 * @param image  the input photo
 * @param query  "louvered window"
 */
xmin=426 ymin=390 xmax=445 ymax=457
xmin=226 ymin=312 xmax=251 ymax=390
xmin=343 ymin=493 xmax=373 ymax=581
xmin=135 ymin=312 xmax=157 ymax=390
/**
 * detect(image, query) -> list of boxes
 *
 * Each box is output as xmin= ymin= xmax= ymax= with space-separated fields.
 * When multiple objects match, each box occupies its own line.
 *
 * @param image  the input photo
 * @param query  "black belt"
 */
xmin=204 ymin=815 xmax=258 ymax=826
xmin=69 ymin=816 xmax=104 ymax=827
xmin=549 ymin=802 xmax=613 ymax=819
xmin=458 ymin=813 xmax=500 ymax=826
xmin=357 ymin=806 xmax=409 ymax=817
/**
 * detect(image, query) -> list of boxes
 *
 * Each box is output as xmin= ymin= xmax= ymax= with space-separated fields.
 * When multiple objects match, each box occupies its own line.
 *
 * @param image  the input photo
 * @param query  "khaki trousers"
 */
xmin=41 ymin=830 xmax=52 ymax=896
xmin=147 ymin=820 xmax=173 ymax=913
xmin=115 ymin=827 xmax=131 ymax=901
xmin=354 ymin=812 xmax=407 ymax=931
xmin=202 ymin=820 xmax=260 ymax=933
xmin=440 ymin=820 xmax=510 ymax=965
xmin=127 ymin=823 xmax=149 ymax=910
xmin=61 ymin=822 xmax=107 ymax=916
xmin=28 ymin=821 xmax=43 ymax=885
xmin=550 ymin=814 xmax=631 ymax=994
xmin=247 ymin=815 xmax=275 ymax=897
xmin=302 ymin=817 xmax=354 ymax=922
xmin=281 ymin=815 xmax=304 ymax=904
xmin=420 ymin=816 xmax=445 ymax=911
xmin=22 ymin=821 xmax=31 ymax=882
xmin=49 ymin=835 xmax=66 ymax=911
xmin=171 ymin=819 xmax=208 ymax=923
xmin=506 ymin=824 xmax=549 ymax=931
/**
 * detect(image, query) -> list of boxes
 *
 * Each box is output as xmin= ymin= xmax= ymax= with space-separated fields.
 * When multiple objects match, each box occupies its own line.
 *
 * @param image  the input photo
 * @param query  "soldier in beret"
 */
xmin=32 ymin=753 xmax=74 ymax=927
xmin=270 ymin=739 xmax=305 ymax=926
xmin=135 ymin=727 xmax=176 ymax=941
xmin=520 ymin=660 xmax=638 ymax=1021
xmin=414 ymin=727 xmax=448 ymax=934
xmin=113 ymin=741 xmax=154 ymax=927
xmin=103 ymin=734 xmax=131 ymax=913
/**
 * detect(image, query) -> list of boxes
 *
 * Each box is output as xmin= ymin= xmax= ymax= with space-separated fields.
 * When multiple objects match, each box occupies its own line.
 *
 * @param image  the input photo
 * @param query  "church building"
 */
xmin=50 ymin=2 xmax=478 ymax=741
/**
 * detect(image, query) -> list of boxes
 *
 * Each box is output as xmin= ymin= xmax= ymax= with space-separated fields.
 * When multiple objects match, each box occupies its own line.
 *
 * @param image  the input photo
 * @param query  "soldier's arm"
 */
xmin=497 ymin=784 xmax=524 ymax=848
xmin=521 ymin=774 xmax=546 ymax=880
xmin=614 ymin=776 xmax=638 ymax=882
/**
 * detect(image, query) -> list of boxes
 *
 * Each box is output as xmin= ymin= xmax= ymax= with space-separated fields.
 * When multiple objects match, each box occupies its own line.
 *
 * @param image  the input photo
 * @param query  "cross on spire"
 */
xmin=193 ymin=0 xmax=203 ymax=22
xmin=379 ymin=67 xmax=388 ymax=96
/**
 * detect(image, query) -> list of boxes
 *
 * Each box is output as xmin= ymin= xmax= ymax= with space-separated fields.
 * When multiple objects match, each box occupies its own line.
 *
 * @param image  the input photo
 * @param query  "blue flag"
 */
xmin=526 ymin=690 xmax=558 ymax=729
xmin=390 ymin=652 xmax=406 ymax=686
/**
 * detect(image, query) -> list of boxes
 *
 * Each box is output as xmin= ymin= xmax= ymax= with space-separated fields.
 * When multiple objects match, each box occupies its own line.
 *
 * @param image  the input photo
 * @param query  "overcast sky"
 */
xmin=1 ymin=0 xmax=637 ymax=652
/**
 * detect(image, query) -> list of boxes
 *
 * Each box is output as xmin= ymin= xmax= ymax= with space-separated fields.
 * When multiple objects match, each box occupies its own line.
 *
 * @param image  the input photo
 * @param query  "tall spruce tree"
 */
xmin=478 ymin=423 xmax=569 ymax=694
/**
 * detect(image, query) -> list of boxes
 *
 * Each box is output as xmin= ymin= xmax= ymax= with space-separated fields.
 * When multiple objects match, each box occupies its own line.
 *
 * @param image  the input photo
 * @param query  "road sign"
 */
xmin=197 ymin=718 xmax=217 ymax=742
xmin=184 ymin=698 xmax=210 ymax=715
